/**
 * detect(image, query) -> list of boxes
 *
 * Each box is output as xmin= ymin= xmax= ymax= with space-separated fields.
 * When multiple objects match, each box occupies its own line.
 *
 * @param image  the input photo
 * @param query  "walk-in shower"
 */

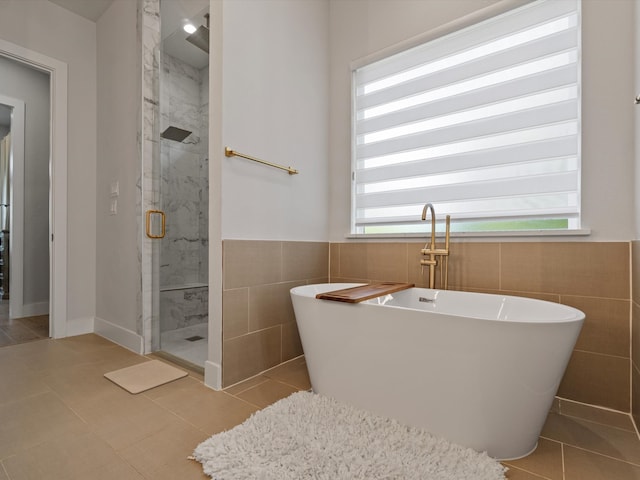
xmin=156 ymin=1 xmax=210 ymax=369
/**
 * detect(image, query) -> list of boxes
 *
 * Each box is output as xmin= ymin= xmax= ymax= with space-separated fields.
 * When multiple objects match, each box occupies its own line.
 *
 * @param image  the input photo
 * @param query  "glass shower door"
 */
xmin=156 ymin=1 xmax=210 ymax=369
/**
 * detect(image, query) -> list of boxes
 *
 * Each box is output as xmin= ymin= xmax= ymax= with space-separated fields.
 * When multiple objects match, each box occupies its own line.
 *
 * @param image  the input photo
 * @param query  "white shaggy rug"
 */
xmin=192 ymin=391 xmax=507 ymax=480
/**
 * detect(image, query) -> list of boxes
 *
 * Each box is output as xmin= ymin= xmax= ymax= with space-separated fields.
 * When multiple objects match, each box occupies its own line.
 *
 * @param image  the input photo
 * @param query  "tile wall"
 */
xmin=632 ymin=241 xmax=640 ymax=426
xmin=221 ymin=240 xmax=328 ymax=387
xmin=331 ymin=241 xmax=632 ymax=413
xmin=159 ymin=53 xmax=209 ymax=288
xmin=221 ymin=239 xmax=633 ymax=414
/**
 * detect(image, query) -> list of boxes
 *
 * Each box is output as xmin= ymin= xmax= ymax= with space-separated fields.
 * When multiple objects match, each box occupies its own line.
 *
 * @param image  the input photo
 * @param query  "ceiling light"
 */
xmin=183 ymin=23 xmax=197 ymax=34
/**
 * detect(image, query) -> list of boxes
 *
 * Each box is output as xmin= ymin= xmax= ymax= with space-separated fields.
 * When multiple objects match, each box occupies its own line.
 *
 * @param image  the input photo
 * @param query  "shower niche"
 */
xmin=156 ymin=0 xmax=210 ymax=369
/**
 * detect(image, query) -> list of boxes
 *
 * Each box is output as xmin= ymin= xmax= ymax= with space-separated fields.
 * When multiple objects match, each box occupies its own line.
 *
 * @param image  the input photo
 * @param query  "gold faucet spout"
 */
xmin=421 ymin=203 xmax=437 ymax=289
xmin=421 ymin=203 xmax=436 ymax=250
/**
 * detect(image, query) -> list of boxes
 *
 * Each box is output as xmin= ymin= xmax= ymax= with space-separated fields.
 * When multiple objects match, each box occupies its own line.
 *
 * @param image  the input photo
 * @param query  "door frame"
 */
xmin=0 ymin=38 xmax=68 ymax=338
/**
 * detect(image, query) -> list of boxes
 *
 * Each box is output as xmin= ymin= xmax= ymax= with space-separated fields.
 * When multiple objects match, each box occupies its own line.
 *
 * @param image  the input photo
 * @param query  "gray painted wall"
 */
xmin=95 ymin=0 xmax=139 ymax=333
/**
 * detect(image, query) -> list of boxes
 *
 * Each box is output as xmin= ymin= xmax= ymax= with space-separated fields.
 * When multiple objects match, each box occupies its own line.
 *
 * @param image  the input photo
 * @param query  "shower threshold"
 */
xmin=152 ymin=350 xmax=204 ymax=376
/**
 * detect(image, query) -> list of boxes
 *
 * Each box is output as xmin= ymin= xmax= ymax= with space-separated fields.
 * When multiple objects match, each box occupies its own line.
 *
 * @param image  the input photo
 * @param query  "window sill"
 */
xmin=345 ymin=228 xmax=592 ymax=240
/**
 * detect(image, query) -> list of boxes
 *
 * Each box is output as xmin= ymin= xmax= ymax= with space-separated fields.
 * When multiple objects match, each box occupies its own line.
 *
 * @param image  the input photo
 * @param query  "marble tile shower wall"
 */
xmin=160 ymin=53 xmax=209 ymax=288
xmin=159 ymin=286 xmax=208 ymax=332
xmin=330 ymin=241 xmax=632 ymax=413
xmin=222 ymin=240 xmax=329 ymax=387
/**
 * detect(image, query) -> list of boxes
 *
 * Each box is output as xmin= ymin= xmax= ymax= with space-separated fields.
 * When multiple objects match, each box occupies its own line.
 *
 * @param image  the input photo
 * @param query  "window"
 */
xmin=352 ymin=0 xmax=580 ymax=235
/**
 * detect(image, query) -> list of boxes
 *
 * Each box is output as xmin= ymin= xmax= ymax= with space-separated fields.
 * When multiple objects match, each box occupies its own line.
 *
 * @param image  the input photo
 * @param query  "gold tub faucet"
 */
xmin=420 ymin=203 xmax=450 ymax=290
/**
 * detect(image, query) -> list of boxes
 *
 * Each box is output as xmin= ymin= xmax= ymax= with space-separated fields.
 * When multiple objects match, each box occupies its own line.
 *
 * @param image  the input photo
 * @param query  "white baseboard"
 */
xmin=204 ymin=360 xmax=222 ymax=390
xmin=66 ymin=316 xmax=94 ymax=337
xmin=94 ymin=317 xmax=144 ymax=354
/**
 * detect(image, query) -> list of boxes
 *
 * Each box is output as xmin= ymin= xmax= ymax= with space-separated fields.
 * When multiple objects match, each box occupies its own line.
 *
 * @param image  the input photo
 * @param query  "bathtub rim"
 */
xmin=290 ymin=283 xmax=585 ymax=325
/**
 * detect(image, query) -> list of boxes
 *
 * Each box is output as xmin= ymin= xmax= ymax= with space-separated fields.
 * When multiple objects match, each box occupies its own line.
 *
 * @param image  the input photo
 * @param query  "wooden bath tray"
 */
xmin=316 ymin=282 xmax=414 ymax=303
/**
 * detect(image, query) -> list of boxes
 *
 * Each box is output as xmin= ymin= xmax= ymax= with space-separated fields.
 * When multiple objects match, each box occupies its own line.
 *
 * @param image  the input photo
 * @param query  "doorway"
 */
xmin=0 ymin=37 xmax=68 ymax=341
xmin=0 ymin=59 xmax=50 ymax=346
xmin=0 ymin=96 xmax=47 ymax=345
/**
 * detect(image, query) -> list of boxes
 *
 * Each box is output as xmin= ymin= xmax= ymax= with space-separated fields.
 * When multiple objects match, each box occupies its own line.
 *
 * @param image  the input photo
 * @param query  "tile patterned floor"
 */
xmin=0 ymin=334 xmax=638 ymax=479
xmin=503 ymin=399 xmax=640 ymax=479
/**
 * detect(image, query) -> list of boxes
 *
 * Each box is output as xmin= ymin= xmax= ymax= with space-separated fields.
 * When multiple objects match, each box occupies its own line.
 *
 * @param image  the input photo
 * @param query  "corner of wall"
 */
xmin=204 ymin=360 xmax=222 ymax=390
xmin=94 ymin=316 xmax=144 ymax=354
xmin=65 ymin=316 xmax=95 ymax=338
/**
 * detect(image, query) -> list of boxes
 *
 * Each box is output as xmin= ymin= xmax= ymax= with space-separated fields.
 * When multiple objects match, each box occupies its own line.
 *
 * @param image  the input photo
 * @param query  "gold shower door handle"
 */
xmin=146 ymin=210 xmax=166 ymax=239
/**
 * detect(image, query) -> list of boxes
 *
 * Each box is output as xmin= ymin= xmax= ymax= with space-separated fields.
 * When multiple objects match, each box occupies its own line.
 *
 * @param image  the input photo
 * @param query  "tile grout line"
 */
xmin=0 ymin=386 xmax=55 ymax=410
xmin=263 ymin=377 xmax=309 ymax=392
xmin=225 ymin=392 xmax=264 ymax=410
xmin=142 ymin=389 xmax=220 ymax=436
xmin=501 ymin=462 xmax=553 ymax=480
xmin=560 ymin=442 xmax=640 ymax=469
xmin=0 ymin=456 xmax=13 ymax=479
xmin=222 ymin=390 xmax=265 ymax=415
xmin=1 ymin=387 xmax=113 ymax=474
xmin=237 ymin=377 xmax=306 ymax=399
xmin=570 ymin=347 xmax=633 ymax=362
xmin=224 ymin=376 xmax=270 ymax=396
xmin=631 ymin=400 xmax=640 ymax=441
xmin=546 ymin=415 xmax=637 ymax=435
xmin=45 ymin=387 xmax=92 ymax=430
xmin=557 ymin=396 xmax=632 ymax=415
xmin=547 ymin=404 xmax=638 ymax=433
xmin=222 ymin=355 xmax=306 ymax=390
xmin=143 ymin=383 xmax=261 ymax=436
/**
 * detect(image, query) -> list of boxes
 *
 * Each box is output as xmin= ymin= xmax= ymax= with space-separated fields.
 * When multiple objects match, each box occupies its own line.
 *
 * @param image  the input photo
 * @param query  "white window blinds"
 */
xmin=352 ymin=0 xmax=580 ymax=234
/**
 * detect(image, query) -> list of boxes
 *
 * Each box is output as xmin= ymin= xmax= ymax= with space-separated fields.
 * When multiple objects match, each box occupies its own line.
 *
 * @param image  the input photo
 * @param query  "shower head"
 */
xmin=161 ymin=126 xmax=192 ymax=143
xmin=186 ymin=13 xmax=209 ymax=54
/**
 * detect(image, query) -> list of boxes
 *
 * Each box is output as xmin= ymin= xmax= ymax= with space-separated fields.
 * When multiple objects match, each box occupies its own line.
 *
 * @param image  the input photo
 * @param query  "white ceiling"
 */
xmin=48 ymin=0 xmax=114 ymax=22
xmin=47 ymin=0 xmax=209 ymax=69
xmin=161 ymin=0 xmax=209 ymax=69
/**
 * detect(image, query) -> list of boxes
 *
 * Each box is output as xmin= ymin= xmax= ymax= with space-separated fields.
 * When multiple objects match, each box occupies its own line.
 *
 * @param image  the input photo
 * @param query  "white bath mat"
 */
xmin=192 ymin=391 xmax=507 ymax=480
xmin=104 ymin=359 xmax=187 ymax=394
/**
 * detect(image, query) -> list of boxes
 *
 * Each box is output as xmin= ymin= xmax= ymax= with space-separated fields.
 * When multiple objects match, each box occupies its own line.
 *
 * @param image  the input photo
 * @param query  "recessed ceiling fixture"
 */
xmin=183 ymin=23 xmax=197 ymax=34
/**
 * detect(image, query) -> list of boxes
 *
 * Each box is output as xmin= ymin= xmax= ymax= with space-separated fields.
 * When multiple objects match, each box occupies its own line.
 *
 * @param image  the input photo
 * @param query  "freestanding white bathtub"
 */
xmin=290 ymin=283 xmax=584 ymax=460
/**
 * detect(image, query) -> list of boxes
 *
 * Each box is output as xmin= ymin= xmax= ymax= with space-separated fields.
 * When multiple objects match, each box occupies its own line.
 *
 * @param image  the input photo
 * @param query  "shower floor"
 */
xmin=160 ymin=323 xmax=208 ymax=368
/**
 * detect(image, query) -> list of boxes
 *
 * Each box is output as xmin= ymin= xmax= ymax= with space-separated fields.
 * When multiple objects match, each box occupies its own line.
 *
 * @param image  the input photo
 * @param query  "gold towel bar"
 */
xmin=224 ymin=147 xmax=299 ymax=175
